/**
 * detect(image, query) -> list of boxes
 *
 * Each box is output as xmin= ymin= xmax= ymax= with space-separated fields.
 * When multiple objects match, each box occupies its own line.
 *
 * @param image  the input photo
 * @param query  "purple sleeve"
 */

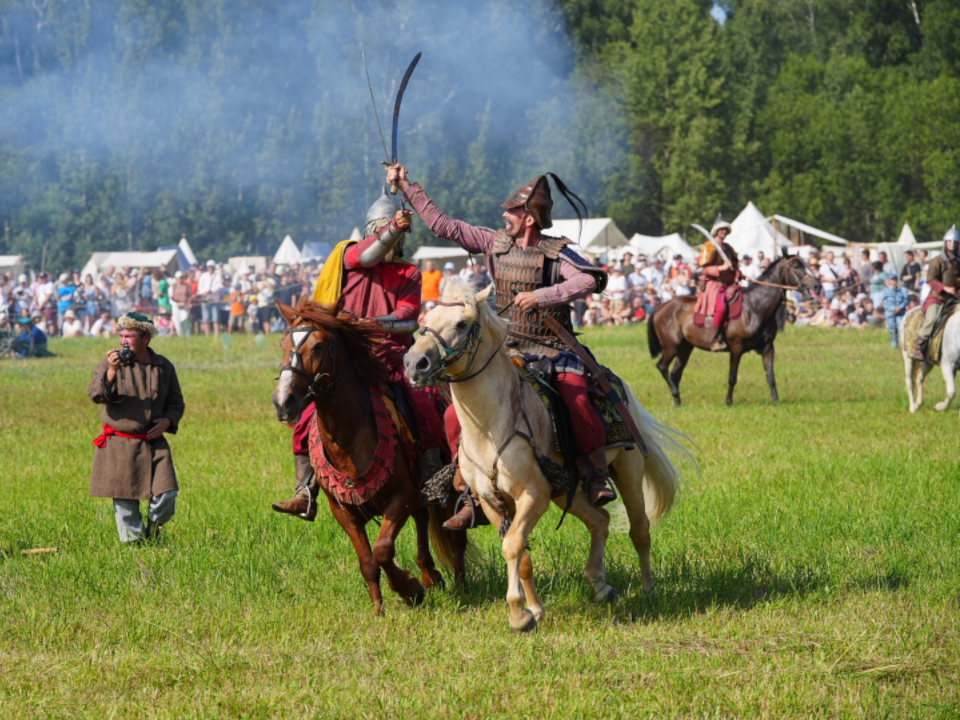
xmin=533 ymin=260 xmax=597 ymax=307
xmin=404 ymin=183 xmax=496 ymax=255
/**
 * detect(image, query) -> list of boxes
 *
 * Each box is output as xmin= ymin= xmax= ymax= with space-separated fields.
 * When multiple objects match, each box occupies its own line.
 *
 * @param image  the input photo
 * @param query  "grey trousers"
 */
xmin=113 ymin=490 xmax=178 ymax=542
xmin=919 ymin=303 xmax=943 ymax=338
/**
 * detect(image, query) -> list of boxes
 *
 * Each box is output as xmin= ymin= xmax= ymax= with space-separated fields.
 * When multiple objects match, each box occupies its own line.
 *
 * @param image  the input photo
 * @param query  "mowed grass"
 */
xmin=1 ymin=325 xmax=958 ymax=719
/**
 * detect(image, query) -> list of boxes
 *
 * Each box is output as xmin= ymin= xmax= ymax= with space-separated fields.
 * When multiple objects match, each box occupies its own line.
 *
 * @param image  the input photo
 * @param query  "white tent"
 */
xmin=273 ymin=235 xmax=301 ymax=264
xmin=550 ymin=218 xmax=629 ymax=255
xmin=228 ymin=256 xmax=270 ymax=275
xmin=725 ymin=202 xmax=792 ymax=258
xmin=178 ymin=237 xmax=198 ymax=267
xmin=81 ymin=250 xmax=180 ymax=280
xmin=896 ymin=223 xmax=917 ymax=246
xmin=0 ymin=254 xmax=27 ymax=277
xmin=412 ymin=245 xmax=471 ymax=272
xmin=629 ymin=233 xmax=699 ymax=262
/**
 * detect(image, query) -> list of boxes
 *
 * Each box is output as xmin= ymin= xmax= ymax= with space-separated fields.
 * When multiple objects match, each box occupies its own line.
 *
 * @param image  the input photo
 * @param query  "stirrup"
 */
xmin=450 ymin=486 xmax=478 ymax=530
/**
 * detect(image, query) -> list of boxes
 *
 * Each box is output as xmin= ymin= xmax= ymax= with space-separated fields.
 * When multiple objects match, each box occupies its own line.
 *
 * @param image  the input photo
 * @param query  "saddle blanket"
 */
xmin=694 ymin=285 xmax=742 ymax=328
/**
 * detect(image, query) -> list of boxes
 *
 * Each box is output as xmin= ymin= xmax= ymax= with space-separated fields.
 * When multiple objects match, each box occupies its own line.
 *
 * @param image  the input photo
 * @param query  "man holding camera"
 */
xmin=88 ymin=312 xmax=185 ymax=542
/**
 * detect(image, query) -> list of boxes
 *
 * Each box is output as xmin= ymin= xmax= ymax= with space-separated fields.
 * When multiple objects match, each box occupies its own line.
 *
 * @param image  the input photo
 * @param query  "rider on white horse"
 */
xmin=914 ymin=225 xmax=960 ymax=361
xmin=388 ymin=164 xmax=616 ymax=523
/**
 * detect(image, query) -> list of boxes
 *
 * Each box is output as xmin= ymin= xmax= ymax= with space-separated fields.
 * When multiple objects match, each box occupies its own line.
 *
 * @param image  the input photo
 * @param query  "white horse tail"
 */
xmin=624 ymin=384 xmax=700 ymax=524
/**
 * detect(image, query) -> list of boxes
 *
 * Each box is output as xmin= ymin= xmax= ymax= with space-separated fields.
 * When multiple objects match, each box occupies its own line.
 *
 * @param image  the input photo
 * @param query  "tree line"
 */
xmin=1 ymin=0 xmax=958 ymax=271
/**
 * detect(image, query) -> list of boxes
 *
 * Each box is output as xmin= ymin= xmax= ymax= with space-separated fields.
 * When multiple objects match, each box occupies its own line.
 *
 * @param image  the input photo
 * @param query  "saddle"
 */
xmin=694 ymin=284 xmax=743 ymax=329
xmin=519 ymin=358 xmax=636 ymax=491
xmin=904 ymin=299 xmax=958 ymax=363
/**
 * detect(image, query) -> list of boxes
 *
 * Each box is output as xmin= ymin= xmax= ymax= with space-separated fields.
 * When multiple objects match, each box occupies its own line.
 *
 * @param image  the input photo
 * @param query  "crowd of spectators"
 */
xmin=0 ymin=260 xmax=321 ymax=354
xmin=1 ymin=242 xmax=937 ymax=357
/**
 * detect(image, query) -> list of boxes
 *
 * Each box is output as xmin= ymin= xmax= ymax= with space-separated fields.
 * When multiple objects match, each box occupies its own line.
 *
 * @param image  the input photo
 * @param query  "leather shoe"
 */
xmin=587 ymin=476 xmax=617 ymax=507
xmin=442 ymin=503 xmax=476 ymax=531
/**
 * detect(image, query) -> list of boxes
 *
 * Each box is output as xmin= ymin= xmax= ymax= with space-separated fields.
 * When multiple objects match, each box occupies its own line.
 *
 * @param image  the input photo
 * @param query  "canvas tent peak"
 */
xmin=726 ymin=202 xmax=791 ymax=256
xmin=896 ymin=223 xmax=917 ymax=246
xmin=550 ymin=218 xmax=628 ymax=253
xmin=628 ymin=233 xmax=699 ymax=262
xmin=178 ymin=237 xmax=198 ymax=266
xmin=770 ymin=214 xmax=848 ymax=245
xmin=273 ymin=235 xmax=301 ymax=264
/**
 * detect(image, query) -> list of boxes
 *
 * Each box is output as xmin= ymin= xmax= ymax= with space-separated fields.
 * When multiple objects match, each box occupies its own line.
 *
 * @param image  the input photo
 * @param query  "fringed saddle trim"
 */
xmin=308 ymin=386 xmax=398 ymax=505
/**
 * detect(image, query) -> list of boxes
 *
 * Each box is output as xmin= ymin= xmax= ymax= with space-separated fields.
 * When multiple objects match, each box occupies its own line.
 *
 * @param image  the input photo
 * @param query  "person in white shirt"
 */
xmin=641 ymin=259 xmax=665 ymax=291
xmin=739 ymin=254 xmax=762 ymax=286
xmin=627 ymin=264 xmax=647 ymax=293
xmin=61 ymin=309 xmax=86 ymax=338
xmin=818 ymin=251 xmax=841 ymax=299
xmin=197 ymin=260 xmax=224 ymax=337
xmin=90 ymin=311 xmax=117 ymax=337
xmin=606 ymin=264 xmax=628 ymax=299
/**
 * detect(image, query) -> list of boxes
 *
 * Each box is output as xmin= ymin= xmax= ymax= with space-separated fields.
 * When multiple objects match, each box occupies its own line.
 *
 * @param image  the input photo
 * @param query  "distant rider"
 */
xmin=913 ymin=224 xmax=959 ymax=360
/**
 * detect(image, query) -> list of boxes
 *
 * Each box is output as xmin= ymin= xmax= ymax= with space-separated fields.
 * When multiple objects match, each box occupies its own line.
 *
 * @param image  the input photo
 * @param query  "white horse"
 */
xmin=901 ymin=305 xmax=960 ymax=415
xmin=404 ymin=280 xmax=698 ymax=632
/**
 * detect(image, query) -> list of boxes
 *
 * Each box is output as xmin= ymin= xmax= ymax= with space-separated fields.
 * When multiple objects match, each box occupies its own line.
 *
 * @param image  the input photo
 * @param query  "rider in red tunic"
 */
xmin=694 ymin=215 xmax=739 ymax=352
xmin=388 ymin=164 xmax=616 ymax=529
xmin=272 ymin=188 xmax=447 ymax=520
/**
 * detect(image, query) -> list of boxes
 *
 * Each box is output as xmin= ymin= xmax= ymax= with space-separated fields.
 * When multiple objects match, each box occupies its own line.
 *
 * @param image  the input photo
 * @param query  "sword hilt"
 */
xmin=382 ymin=158 xmax=399 ymax=195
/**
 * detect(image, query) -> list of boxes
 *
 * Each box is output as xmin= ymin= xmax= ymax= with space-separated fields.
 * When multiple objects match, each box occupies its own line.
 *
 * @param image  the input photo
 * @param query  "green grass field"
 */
xmin=1 ymin=325 xmax=958 ymax=719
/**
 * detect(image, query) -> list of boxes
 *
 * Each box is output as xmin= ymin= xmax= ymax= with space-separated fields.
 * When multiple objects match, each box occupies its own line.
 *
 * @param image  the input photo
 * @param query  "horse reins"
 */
xmin=280 ymin=324 xmax=351 ymax=406
xmin=418 ymin=300 xmax=509 ymax=384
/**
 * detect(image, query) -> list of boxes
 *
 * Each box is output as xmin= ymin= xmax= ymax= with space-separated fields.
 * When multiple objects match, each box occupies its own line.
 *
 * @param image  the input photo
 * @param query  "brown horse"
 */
xmin=648 ymin=255 xmax=820 ymax=406
xmin=272 ymin=298 xmax=458 ymax=612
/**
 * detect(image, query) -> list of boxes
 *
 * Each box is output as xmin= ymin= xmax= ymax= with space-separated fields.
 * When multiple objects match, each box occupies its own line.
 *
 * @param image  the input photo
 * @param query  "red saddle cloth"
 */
xmin=694 ymin=284 xmax=742 ymax=328
xmin=308 ymin=386 xmax=416 ymax=505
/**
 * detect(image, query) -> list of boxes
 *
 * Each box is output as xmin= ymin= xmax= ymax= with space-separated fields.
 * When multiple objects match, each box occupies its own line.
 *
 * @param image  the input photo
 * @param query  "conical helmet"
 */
xmin=364 ymin=186 xmax=401 ymax=236
xmin=501 ymin=175 xmax=554 ymax=229
xmin=710 ymin=214 xmax=732 ymax=237
xmin=943 ymin=224 xmax=960 ymax=245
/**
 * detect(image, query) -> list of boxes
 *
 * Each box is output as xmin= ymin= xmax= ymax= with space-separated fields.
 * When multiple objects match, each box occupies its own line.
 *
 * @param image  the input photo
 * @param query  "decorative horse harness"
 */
xmin=281 ymin=324 xmax=352 ymax=409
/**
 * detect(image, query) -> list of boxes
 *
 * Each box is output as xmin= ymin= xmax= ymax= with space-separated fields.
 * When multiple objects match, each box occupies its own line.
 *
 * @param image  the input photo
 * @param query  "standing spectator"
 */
xmin=79 ymin=274 xmax=101 ymax=333
xmin=228 ymin=281 xmax=246 ymax=334
xmin=868 ymin=261 xmax=888 ymax=309
xmin=34 ymin=271 xmax=56 ymax=335
xmin=900 ymin=250 xmax=921 ymax=294
xmin=879 ymin=251 xmax=897 ymax=277
xmin=739 ymin=254 xmax=761 ymax=286
xmin=818 ymin=251 xmax=841 ymax=299
xmin=155 ymin=307 xmax=175 ymax=337
xmin=756 ymin=251 xmax=769 ymax=271
xmin=627 ymin=264 xmax=647 ymax=295
xmin=197 ymin=260 xmax=223 ymax=337
xmin=641 ymin=258 xmax=665 ymax=292
xmin=256 ymin=278 xmax=276 ymax=334
xmin=12 ymin=274 xmax=32 ymax=317
xmin=858 ymin=249 xmax=874 ymax=294
xmin=61 ymin=309 xmax=86 ymax=338
xmin=138 ymin=268 xmax=155 ymax=314
xmin=839 ymin=256 xmax=859 ymax=293
xmin=88 ymin=312 xmax=185 ymax=543
xmin=669 ymin=263 xmax=694 ymax=297
xmin=156 ymin=270 xmax=171 ymax=315
xmin=438 ymin=262 xmax=457 ymax=297
xmin=606 ymin=264 xmax=628 ymax=300
xmin=169 ymin=271 xmax=193 ymax=337
xmin=881 ymin=275 xmax=909 ymax=348
xmin=464 ymin=259 xmax=492 ymax=295
xmin=56 ymin=273 xmax=77 ymax=334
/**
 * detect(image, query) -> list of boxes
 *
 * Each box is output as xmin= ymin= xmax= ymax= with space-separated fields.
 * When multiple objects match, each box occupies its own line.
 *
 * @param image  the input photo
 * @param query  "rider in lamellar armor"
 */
xmin=695 ymin=215 xmax=739 ymax=351
xmin=914 ymin=224 xmax=960 ymax=360
xmin=388 ymin=165 xmax=617 ymax=521
xmin=272 ymin=187 xmax=447 ymax=520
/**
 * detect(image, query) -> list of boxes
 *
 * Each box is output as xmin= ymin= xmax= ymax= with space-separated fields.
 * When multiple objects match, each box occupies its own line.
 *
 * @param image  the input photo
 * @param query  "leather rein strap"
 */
xmin=281 ymin=325 xmax=350 ymax=404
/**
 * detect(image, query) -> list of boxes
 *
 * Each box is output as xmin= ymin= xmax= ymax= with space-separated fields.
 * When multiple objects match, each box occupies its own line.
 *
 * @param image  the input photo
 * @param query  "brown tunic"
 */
xmin=88 ymin=349 xmax=185 ymax=499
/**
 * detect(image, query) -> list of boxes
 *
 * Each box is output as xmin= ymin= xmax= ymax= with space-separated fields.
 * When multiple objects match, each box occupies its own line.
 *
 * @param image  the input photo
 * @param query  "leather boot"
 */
xmin=710 ymin=329 xmax=728 ymax=352
xmin=272 ymin=455 xmax=318 ymax=521
xmin=580 ymin=447 xmax=617 ymax=508
xmin=442 ymin=469 xmax=489 ymax=530
xmin=419 ymin=447 xmax=444 ymax=486
xmin=913 ymin=336 xmax=927 ymax=362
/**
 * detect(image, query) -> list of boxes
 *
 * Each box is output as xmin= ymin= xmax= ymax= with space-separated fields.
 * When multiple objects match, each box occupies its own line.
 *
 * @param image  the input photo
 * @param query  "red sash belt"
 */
xmin=93 ymin=424 xmax=149 ymax=448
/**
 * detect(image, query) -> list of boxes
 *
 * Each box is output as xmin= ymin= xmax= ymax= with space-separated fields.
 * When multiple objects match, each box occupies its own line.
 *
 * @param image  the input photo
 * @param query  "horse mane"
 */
xmin=440 ymin=278 xmax=508 ymax=342
xmin=292 ymin=298 xmax=391 ymax=389
xmin=758 ymin=255 xmax=785 ymax=280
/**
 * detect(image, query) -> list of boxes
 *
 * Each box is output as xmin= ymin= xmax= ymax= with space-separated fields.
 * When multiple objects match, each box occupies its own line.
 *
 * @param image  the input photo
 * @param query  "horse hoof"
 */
xmin=423 ymin=570 xmax=445 ymax=590
xmin=404 ymin=585 xmax=426 ymax=608
xmin=510 ymin=610 xmax=538 ymax=634
xmin=593 ymin=584 xmax=617 ymax=604
xmin=672 ymin=398 xmax=681 ymax=408
xmin=725 ymin=399 xmax=734 ymax=407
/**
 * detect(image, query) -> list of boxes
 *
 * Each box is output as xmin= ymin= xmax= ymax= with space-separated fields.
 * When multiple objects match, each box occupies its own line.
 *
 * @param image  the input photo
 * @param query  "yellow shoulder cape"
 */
xmin=311 ymin=239 xmax=356 ymax=304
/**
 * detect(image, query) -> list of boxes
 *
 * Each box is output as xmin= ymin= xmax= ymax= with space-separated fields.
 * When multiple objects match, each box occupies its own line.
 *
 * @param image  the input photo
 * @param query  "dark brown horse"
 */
xmin=648 ymin=255 xmax=820 ymax=406
xmin=272 ymin=298 xmax=461 ymax=612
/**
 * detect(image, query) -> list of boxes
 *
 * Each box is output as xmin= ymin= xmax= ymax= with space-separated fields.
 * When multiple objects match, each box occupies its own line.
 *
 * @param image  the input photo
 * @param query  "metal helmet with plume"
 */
xmin=364 ymin=185 xmax=401 ymax=236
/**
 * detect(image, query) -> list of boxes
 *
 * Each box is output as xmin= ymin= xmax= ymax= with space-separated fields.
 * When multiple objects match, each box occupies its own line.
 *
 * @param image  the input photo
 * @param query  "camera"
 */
xmin=118 ymin=342 xmax=136 ymax=367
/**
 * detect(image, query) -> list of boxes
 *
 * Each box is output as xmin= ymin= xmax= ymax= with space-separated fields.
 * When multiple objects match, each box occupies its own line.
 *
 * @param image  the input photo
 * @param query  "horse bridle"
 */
xmin=748 ymin=257 xmax=817 ymax=293
xmin=280 ymin=324 xmax=348 ymax=404
xmin=418 ymin=301 xmax=505 ymax=384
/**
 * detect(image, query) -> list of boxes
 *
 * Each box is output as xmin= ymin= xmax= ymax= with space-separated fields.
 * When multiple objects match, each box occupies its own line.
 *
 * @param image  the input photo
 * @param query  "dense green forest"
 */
xmin=1 ymin=0 xmax=958 ymax=270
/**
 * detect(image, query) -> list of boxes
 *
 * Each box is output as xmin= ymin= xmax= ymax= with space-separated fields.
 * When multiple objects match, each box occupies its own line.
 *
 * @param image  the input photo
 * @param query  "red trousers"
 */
xmin=443 ymin=371 xmax=605 ymax=457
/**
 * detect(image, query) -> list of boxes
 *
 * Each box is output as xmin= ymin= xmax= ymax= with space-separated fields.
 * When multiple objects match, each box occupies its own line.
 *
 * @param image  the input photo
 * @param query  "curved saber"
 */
xmin=388 ymin=52 xmax=422 ymax=194
xmin=691 ymin=223 xmax=730 ymax=263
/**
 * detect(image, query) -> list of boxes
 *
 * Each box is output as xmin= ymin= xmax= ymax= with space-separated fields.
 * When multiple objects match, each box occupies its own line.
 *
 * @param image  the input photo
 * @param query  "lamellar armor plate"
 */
xmin=493 ymin=232 xmax=575 ymax=355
